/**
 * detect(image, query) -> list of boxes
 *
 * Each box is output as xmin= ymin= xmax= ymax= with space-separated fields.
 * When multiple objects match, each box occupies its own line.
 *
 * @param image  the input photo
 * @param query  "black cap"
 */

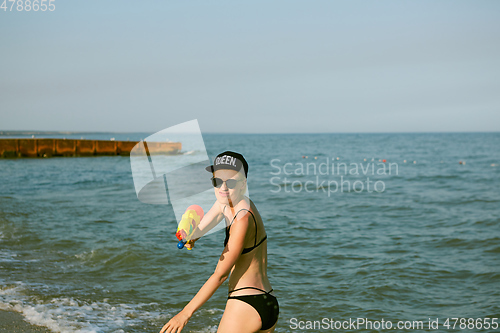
xmin=205 ymin=151 xmax=248 ymax=178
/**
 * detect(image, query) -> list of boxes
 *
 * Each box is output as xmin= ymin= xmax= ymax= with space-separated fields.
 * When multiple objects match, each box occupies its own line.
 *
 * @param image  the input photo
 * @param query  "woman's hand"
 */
xmin=159 ymin=310 xmax=191 ymax=333
xmin=184 ymin=240 xmax=195 ymax=250
xmin=184 ymin=239 xmax=197 ymax=250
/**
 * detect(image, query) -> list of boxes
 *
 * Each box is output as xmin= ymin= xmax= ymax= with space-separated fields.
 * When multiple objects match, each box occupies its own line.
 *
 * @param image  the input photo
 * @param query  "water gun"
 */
xmin=175 ymin=205 xmax=204 ymax=250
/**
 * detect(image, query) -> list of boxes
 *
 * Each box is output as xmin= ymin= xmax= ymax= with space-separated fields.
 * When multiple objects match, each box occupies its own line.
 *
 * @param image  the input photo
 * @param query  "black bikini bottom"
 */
xmin=227 ymin=287 xmax=279 ymax=330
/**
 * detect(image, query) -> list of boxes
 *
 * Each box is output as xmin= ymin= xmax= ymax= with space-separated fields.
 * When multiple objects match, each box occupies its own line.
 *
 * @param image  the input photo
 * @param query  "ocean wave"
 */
xmin=473 ymin=218 xmax=500 ymax=226
xmin=92 ymin=220 xmax=115 ymax=224
xmin=485 ymin=246 xmax=500 ymax=253
xmin=0 ymin=279 xmax=226 ymax=333
xmin=0 ymin=250 xmax=26 ymax=263
xmin=73 ymin=247 xmax=143 ymax=269
xmin=0 ymin=218 xmax=16 ymax=241
xmin=431 ymin=237 xmax=499 ymax=250
xmin=0 ymin=282 xmax=167 ymax=333
xmin=457 ymin=198 xmax=500 ymax=205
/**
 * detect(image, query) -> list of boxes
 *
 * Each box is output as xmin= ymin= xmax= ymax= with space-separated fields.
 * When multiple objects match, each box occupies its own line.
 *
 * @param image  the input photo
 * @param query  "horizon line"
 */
xmin=1 ymin=130 xmax=499 ymax=135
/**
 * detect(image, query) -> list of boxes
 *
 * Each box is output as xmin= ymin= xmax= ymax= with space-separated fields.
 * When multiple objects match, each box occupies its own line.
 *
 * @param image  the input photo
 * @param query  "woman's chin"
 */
xmin=216 ymin=193 xmax=244 ymax=205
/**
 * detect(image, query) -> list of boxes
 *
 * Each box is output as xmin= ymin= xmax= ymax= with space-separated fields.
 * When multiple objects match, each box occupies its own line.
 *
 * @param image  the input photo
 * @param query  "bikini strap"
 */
xmin=228 ymin=208 xmax=257 ymax=234
xmin=241 ymin=235 xmax=267 ymax=254
xmin=225 ymin=208 xmax=266 ymax=253
xmin=228 ymin=286 xmax=273 ymax=295
xmin=234 ymin=209 xmax=258 ymax=248
xmin=249 ymin=210 xmax=258 ymax=247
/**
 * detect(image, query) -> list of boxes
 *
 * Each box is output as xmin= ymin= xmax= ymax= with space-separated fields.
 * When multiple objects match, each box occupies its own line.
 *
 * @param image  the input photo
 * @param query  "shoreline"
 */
xmin=0 ymin=310 xmax=52 ymax=333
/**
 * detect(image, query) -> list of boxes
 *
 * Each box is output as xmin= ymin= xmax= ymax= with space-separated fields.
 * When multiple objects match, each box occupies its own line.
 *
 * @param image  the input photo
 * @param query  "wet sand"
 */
xmin=0 ymin=310 xmax=51 ymax=333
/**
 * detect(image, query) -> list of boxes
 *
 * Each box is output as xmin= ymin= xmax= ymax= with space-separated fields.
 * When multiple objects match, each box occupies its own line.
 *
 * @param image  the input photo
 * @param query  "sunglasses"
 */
xmin=211 ymin=177 xmax=242 ymax=189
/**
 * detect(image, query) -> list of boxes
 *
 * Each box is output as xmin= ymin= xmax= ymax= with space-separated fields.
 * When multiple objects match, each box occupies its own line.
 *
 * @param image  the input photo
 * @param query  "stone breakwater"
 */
xmin=0 ymin=138 xmax=181 ymax=158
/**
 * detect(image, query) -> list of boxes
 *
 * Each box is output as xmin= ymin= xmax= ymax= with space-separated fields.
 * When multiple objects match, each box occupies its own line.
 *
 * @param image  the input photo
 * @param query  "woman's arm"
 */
xmin=159 ymin=211 xmax=250 ymax=333
xmin=184 ymin=211 xmax=249 ymax=314
xmin=189 ymin=201 xmax=224 ymax=241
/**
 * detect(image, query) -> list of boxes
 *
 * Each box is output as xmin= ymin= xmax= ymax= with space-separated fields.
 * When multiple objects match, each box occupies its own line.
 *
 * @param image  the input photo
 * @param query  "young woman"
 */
xmin=160 ymin=151 xmax=279 ymax=333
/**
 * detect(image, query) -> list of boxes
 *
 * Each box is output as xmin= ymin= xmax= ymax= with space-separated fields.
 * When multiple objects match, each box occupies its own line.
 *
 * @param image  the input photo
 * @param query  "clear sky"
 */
xmin=1 ymin=0 xmax=499 ymax=133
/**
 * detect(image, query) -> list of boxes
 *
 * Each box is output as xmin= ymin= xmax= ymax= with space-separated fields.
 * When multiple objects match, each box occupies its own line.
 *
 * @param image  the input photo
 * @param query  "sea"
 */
xmin=0 ymin=132 xmax=499 ymax=333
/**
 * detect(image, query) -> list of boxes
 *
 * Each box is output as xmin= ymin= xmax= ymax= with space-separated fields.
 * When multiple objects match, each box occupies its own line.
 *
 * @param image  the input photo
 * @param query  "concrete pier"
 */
xmin=0 ymin=138 xmax=181 ymax=158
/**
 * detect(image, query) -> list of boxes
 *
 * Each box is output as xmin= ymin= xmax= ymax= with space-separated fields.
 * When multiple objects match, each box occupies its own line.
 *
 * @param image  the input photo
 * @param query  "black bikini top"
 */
xmin=224 ymin=208 xmax=267 ymax=254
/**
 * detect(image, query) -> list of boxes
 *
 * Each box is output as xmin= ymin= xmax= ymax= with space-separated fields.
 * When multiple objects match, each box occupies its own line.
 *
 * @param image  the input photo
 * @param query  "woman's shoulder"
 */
xmin=222 ymin=198 xmax=262 ymax=227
